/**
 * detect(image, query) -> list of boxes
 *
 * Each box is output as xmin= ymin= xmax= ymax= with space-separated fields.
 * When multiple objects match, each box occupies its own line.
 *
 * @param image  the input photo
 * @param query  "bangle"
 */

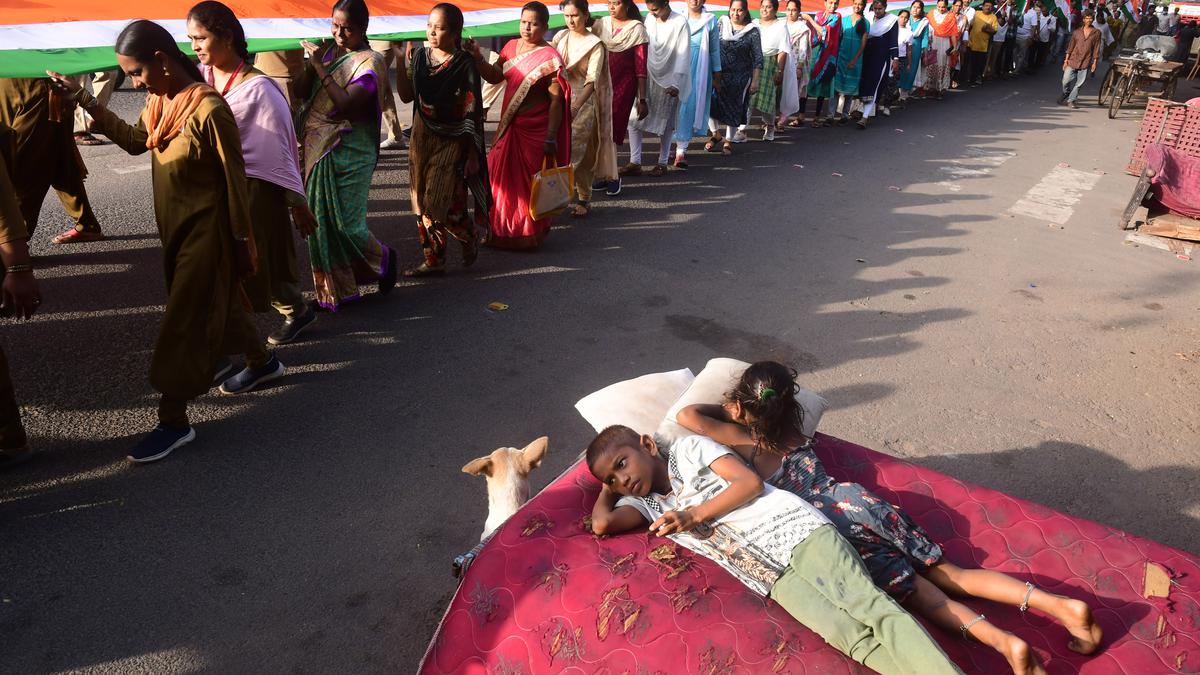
xmin=5 ymin=264 xmax=33 ymax=274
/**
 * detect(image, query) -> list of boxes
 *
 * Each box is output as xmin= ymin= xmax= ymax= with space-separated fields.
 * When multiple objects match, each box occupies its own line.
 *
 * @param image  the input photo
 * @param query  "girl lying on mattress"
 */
xmin=676 ymin=360 xmax=1105 ymax=675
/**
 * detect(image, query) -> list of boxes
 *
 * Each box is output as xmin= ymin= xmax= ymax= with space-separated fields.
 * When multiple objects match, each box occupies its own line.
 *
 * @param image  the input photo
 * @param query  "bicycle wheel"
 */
xmin=1098 ymin=64 xmax=1118 ymax=105
xmin=1109 ymin=74 xmax=1129 ymax=119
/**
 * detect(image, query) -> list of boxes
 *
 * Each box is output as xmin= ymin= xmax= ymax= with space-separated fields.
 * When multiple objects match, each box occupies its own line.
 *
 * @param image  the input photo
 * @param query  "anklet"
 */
xmin=1019 ymin=582 xmax=1035 ymax=613
xmin=960 ymin=614 xmax=986 ymax=639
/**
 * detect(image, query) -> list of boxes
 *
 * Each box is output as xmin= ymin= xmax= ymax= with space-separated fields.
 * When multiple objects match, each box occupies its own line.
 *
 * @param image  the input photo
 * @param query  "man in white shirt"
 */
xmin=1168 ymin=7 xmax=1182 ymax=33
xmin=1155 ymin=6 xmax=1172 ymax=34
xmin=1034 ymin=4 xmax=1057 ymax=70
xmin=1016 ymin=0 xmax=1043 ymax=73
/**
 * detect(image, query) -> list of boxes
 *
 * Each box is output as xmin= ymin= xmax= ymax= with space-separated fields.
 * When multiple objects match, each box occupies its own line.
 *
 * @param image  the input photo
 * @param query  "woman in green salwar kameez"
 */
xmin=296 ymin=0 xmax=397 ymax=311
xmin=49 ymin=19 xmax=285 ymax=463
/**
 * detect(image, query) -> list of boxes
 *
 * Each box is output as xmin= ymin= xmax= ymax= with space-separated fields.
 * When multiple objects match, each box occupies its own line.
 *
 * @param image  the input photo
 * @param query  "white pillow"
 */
xmin=656 ymin=358 xmax=828 ymax=444
xmin=574 ymin=368 xmax=695 ymax=435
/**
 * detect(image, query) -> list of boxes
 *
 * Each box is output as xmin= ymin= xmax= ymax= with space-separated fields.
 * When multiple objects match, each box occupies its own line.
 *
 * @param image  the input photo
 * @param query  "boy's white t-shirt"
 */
xmin=1018 ymin=9 xmax=1039 ymax=39
xmin=616 ymin=435 xmax=830 ymax=596
xmin=1038 ymin=14 xmax=1056 ymax=41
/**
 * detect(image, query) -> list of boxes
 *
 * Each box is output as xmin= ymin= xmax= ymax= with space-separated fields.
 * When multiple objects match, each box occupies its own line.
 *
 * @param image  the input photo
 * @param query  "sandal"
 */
xmin=786 ymin=117 xmax=802 ymax=128
xmin=673 ymin=155 xmax=688 ymax=170
xmin=618 ymin=162 xmax=643 ymax=177
xmin=51 ymin=227 xmax=105 ymax=245
xmin=73 ymin=132 xmax=104 ymax=146
xmin=462 ymin=237 xmax=479 ymax=267
xmin=402 ymin=262 xmax=446 ymax=277
xmin=570 ymin=201 xmax=590 ymax=218
xmin=703 ymin=133 xmax=723 ymax=152
xmin=721 ymin=140 xmax=733 ymax=155
xmin=810 ymin=118 xmax=826 ymax=128
xmin=647 ymin=164 xmax=668 ymax=177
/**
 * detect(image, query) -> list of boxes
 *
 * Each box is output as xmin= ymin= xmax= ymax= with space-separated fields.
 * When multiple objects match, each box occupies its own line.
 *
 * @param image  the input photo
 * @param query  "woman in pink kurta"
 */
xmin=594 ymin=0 xmax=648 ymax=146
xmin=486 ymin=2 xmax=571 ymax=250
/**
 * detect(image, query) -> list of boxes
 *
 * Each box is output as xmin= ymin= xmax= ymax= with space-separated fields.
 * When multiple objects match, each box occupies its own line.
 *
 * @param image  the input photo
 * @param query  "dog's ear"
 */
xmin=462 ymin=456 xmax=493 ymax=477
xmin=518 ymin=436 xmax=549 ymax=474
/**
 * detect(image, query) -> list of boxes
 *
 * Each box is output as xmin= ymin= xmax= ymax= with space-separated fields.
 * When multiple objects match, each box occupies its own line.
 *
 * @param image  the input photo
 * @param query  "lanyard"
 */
xmin=220 ymin=60 xmax=245 ymax=96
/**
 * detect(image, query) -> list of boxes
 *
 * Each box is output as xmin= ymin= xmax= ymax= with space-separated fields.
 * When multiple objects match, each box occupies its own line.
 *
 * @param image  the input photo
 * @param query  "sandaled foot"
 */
xmin=74 ymin=132 xmax=104 ymax=146
xmin=403 ymin=262 xmax=446 ymax=277
xmin=1000 ymin=634 xmax=1046 ymax=675
xmin=1057 ymin=598 xmax=1103 ymax=654
xmin=647 ymin=164 xmax=667 ymax=177
xmin=703 ymin=134 xmax=722 ymax=152
xmin=673 ymin=155 xmax=688 ymax=170
xmin=786 ymin=117 xmax=802 ymax=127
xmin=570 ymin=201 xmax=590 ymax=218
xmin=462 ymin=237 xmax=479 ymax=268
xmin=721 ymin=140 xmax=733 ymax=155
xmin=52 ymin=228 xmax=104 ymax=245
xmin=618 ymin=162 xmax=643 ymax=177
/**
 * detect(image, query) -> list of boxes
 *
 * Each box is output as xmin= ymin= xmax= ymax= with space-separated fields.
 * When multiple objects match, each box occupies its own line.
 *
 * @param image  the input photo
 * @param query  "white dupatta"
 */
xmin=645 ymin=10 xmax=693 ymax=100
xmin=754 ymin=18 xmax=800 ymax=121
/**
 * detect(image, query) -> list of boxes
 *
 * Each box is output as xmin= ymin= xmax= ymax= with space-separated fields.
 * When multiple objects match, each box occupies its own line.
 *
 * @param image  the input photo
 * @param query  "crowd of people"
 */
xmin=0 ymin=0 xmax=1190 ymax=467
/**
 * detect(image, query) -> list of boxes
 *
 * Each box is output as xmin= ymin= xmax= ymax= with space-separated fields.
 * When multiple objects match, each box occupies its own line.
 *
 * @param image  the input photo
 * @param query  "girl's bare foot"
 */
xmin=1057 ymin=597 xmax=1103 ymax=654
xmin=1000 ymin=633 xmax=1046 ymax=675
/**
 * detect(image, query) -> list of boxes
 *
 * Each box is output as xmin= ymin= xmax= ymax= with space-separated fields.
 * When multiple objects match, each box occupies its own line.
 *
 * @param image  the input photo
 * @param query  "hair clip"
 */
xmin=758 ymin=386 xmax=777 ymax=402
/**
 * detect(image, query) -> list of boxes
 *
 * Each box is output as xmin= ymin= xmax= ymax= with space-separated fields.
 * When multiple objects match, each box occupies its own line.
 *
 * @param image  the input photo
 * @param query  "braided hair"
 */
xmin=726 ymin=361 xmax=806 ymax=455
xmin=116 ymin=19 xmax=204 ymax=83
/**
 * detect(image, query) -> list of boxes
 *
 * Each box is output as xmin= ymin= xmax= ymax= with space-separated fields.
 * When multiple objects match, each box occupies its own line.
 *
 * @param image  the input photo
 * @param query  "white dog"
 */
xmin=462 ymin=436 xmax=548 ymax=541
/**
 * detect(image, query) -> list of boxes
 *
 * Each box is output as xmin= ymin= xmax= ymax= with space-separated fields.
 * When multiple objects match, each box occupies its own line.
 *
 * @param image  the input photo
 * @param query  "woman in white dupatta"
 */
xmin=749 ymin=0 xmax=800 ymax=141
xmin=554 ymin=0 xmax=617 ymax=217
xmin=623 ymin=0 xmax=691 ymax=177
xmin=784 ymin=0 xmax=813 ymax=126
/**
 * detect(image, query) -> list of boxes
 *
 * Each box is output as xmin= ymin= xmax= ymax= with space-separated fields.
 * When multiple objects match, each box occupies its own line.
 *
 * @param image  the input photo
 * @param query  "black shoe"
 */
xmin=267 ymin=310 xmax=317 ymax=346
xmin=219 ymin=355 xmax=285 ymax=395
xmin=127 ymin=425 xmax=195 ymax=464
xmin=212 ymin=358 xmax=234 ymax=386
xmin=0 ymin=445 xmax=36 ymax=470
xmin=605 ymin=179 xmax=621 ymax=197
xmin=402 ymin=127 xmax=412 ymax=139
xmin=379 ymin=247 xmax=398 ymax=295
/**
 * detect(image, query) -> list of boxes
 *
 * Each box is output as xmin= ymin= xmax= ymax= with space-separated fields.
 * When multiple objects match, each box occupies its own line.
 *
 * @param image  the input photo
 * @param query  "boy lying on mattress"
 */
xmin=587 ymin=424 xmax=965 ymax=675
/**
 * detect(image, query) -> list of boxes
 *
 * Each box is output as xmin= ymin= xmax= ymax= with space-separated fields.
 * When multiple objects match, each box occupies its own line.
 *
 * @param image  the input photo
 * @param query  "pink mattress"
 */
xmin=420 ymin=434 xmax=1200 ymax=674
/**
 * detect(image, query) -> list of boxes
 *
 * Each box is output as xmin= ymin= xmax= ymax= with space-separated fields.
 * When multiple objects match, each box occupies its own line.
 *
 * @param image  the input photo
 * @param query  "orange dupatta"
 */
xmin=144 ymin=82 xmax=219 ymax=151
xmin=929 ymin=10 xmax=959 ymax=38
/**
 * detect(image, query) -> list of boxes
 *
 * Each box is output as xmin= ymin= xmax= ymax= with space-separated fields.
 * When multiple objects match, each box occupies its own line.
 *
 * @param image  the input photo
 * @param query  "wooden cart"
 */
xmin=1098 ymin=56 xmax=1184 ymax=119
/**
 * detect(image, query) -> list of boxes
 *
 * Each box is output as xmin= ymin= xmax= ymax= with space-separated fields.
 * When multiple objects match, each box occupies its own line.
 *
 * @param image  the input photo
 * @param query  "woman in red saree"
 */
xmin=486 ymin=1 xmax=571 ymax=250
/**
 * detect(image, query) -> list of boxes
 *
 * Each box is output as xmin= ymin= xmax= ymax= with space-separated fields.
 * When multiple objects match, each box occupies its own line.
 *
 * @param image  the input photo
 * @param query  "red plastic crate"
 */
xmin=1128 ymin=98 xmax=1200 ymax=176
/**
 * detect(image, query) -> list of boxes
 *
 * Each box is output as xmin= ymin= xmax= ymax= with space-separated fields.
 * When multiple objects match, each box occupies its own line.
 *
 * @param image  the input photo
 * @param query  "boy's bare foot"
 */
xmin=1057 ymin=597 xmax=1103 ymax=654
xmin=1000 ymin=633 xmax=1046 ymax=675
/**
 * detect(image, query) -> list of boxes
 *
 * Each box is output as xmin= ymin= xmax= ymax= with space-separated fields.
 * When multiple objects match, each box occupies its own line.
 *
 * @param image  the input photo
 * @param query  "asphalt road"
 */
xmin=2 ymin=67 xmax=1198 ymax=673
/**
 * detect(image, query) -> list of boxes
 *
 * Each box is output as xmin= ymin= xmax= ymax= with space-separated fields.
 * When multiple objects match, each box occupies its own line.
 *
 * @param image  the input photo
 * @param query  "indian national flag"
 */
xmin=1121 ymin=0 xmax=1139 ymax=21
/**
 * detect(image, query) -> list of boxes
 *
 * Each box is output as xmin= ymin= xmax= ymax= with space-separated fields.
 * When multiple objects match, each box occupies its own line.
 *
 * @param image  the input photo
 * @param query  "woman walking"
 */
xmin=926 ymin=0 xmax=959 ymax=99
xmin=807 ymin=0 xmax=842 ymax=126
xmin=48 ymin=20 xmax=284 ymax=463
xmin=858 ymin=0 xmax=899 ymax=128
xmin=187 ymin=1 xmax=320 ymax=347
xmin=894 ymin=9 xmax=914 ymax=104
xmin=487 ymin=1 xmax=570 ymax=249
xmin=833 ymin=0 xmax=869 ymax=123
xmin=750 ymin=0 xmax=799 ymax=140
xmin=706 ymin=0 xmax=762 ymax=151
xmin=785 ymin=0 xmax=813 ymax=126
xmin=555 ymin=0 xmax=618 ymax=216
xmin=394 ymin=4 xmax=494 ymax=276
xmin=900 ymin=1 xmax=930 ymax=98
xmin=296 ymin=0 xmax=397 ymax=310
xmin=671 ymin=0 xmax=721 ymax=168
xmin=593 ymin=0 xmax=647 ymax=196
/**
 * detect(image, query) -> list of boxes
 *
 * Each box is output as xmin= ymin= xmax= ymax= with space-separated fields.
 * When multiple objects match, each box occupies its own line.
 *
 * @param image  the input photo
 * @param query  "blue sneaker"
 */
xmin=128 ymin=425 xmax=195 ymax=464
xmin=605 ymin=179 xmax=621 ymax=197
xmin=219 ymin=355 xmax=285 ymax=394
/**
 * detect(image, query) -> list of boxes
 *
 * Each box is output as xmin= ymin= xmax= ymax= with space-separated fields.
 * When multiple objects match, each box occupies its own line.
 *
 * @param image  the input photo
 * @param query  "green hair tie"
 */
xmin=758 ymin=387 xmax=777 ymax=402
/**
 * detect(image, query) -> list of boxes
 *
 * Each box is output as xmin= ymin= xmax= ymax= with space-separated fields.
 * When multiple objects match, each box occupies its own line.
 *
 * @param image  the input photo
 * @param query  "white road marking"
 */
xmin=475 ymin=266 xmax=578 ymax=280
xmin=111 ymin=164 xmax=151 ymax=174
xmin=996 ymin=91 xmax=1021 ymax=103
xmin=21 ymin=498 xmax=124 ymax=519
xmin=1008 ymin=166 xmax=1103 ymax=225
xmin=937 ymin=147 xmax=1015 ymax=192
